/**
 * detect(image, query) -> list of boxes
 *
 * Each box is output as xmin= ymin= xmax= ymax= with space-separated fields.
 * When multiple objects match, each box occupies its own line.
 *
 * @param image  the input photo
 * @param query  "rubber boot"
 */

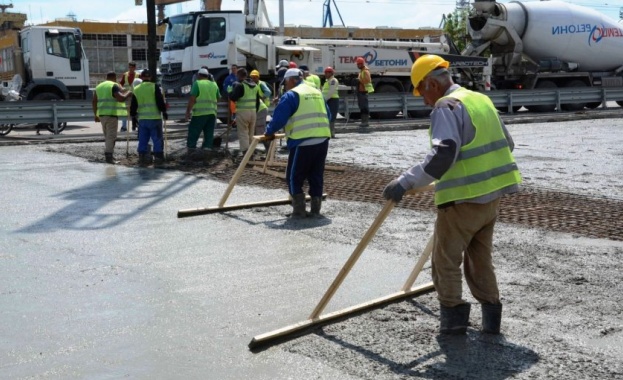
xmin=310 ymin=196 xmax=322 ymax=216
xmin=153 ymin=152 xmax=165 ymax=167
xmin=481 ymin=303 xmax=503 ymax=334
xmin=138 ymin=154 xmax=149 ymax=167
xmin=329 ymin=121 xmax=336 ymax=138
xmin=104 ymin=153 xmax=118 ymax=164
xmin=439 ymin=303 xmax=471 ymax=335
xmin=184 ymin=148 xmax=196 ymax=163
xmin=359 ymin=114 xmax=369 ymax=128
xmin=290 ymin=193 xmax=307 ymax=219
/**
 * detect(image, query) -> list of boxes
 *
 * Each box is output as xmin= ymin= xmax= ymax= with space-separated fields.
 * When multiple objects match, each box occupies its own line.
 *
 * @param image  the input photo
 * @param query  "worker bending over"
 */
xmin=264 ymin=69 xmax=332 ymax=218
xmin=130 ymin=69 xmax=168 ymax=167
xmin=382 ymin=55 xmax=521 ymax=335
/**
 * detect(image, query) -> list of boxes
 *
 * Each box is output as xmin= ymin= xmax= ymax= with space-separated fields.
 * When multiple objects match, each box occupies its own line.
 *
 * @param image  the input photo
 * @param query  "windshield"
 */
xmin=45 ymin=31 xmax=80 ymax=59
xmin=163 ymin=14 xmax=196 ymax=50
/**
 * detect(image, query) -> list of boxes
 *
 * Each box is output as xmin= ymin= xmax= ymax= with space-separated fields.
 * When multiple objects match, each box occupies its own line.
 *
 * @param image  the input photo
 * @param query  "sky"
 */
xmin=10 ymin=0 xmax=623 ymax=29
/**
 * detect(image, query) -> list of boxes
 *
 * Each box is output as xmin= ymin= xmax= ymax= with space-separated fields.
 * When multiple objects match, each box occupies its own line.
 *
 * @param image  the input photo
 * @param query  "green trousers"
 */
xmin=187 ymin=114 xmax=216 ymax=149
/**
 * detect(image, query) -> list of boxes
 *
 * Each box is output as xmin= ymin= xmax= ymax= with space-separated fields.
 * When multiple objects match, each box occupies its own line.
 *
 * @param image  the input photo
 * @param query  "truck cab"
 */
xmin=20 ymin=26 xmax=90 ymax=100
xmin=160 ymin=11 xmax=247 ymax=96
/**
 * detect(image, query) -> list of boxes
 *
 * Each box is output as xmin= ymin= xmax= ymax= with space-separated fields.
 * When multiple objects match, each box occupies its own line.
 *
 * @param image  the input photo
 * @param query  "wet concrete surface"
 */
xmin=2 ymin=117 xmax=623 ymax=379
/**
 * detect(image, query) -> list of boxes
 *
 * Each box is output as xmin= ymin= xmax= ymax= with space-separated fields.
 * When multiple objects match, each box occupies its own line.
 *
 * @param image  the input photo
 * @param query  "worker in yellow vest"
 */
xmin=264 ymin=69 xmax=331 ymax=218
xmin=228 ymin=68 xmax=260 ymax=154
xmin=119 ymin=61 xmax=137 ymax=132
xmin=322 ymin=66 xmax=339 ymax=138
xmin=355 ymin=56 xmax=374 ymax=127
xmin=130 ymin=69 xmax=168 ymax=167
xmin=299 ymin=65 xmax=321 ymax=89
xmin=92 ymin=71 xmax=133 ymax=164
xmin=249 ymin=70 xmax=272 ymax=151
xmin=382 ymin=54 xmax=522 ymax=336
xmin=184 ymin=68 xmax=221 ymax=159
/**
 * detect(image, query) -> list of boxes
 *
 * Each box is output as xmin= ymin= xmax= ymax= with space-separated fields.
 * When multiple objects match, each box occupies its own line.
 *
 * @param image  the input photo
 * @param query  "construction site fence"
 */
xmin=1 ymin=87 xmax=622 ymax=131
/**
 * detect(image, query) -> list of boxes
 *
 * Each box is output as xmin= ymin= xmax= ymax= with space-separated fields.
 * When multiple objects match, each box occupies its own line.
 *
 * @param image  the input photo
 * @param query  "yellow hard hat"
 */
xmin=411 ymin=54 xmax=450 ymax=96
xmin=250 ymin=70 xmax=260 ymax=78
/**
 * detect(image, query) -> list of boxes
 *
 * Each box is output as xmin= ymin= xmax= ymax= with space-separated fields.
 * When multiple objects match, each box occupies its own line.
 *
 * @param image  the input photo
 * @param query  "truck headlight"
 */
xmin=180 ymin=85 xmax=192 ymax=95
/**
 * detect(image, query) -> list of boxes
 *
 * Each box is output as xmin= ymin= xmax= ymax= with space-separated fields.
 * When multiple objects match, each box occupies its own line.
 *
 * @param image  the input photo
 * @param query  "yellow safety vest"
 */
xmin=285 ymin=84 xmax=331 ymax=140
xmin=192 ymin=80 xmax=219 ymax=116
xmin=122 ymin=71 xmax=133 ymax=91
xmin=258 ymin=80 xmax=270 ymax=112
xmin=322 ymin=77 xmax=340 ymax=99
xmin=358 ymin=68 xmax=374 ymax=93
xmin=236 ymin=82 xmax=259 ymax=111
xmin=433 ymin=87 xmax=522 ymax=205
xmin=134 ymin=82 xmax=161 ymax=120
xmin=95 ymin=81 xmax=127 ymax=117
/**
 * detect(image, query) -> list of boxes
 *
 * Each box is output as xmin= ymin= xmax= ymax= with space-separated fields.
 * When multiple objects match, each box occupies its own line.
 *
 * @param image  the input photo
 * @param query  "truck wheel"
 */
xmin=32 ymin=92 xmax=61 ymax=101
xmin=46 ymin=122 xmax=67 ymax=134
xmin=561 ymin=80 xmax=587 ymax=111
xmin=370 ymin=84 xmax=399 ymax=119
xmin=586 ymin=102 xmax=601 ymax=109
xmin=0 ymin=123 xmax=14 ymax=136
xmin=407 ymin=109 xmax=431 ymax=118
xmin=526 ymin=80 xmax=557 ymax=112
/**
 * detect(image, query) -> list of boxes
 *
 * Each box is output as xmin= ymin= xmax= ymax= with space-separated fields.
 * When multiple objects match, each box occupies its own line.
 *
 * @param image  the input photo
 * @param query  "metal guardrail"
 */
xmin=1 ymin=88 xmax=623 ymax=133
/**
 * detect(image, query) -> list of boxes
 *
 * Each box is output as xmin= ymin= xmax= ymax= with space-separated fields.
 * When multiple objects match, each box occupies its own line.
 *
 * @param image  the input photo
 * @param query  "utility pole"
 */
xmin=146 ymin=0 xmax=158 ymax=78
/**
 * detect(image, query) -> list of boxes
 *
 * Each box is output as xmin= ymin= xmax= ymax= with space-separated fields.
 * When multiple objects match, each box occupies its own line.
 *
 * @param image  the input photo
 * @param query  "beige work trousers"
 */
xmin=100 ymin=116 xmax=119 ymax=154
xmin=236 ymin=109 xmax=257 ymax=151
xmin=431 ymin=198 xmax=501 ymax=307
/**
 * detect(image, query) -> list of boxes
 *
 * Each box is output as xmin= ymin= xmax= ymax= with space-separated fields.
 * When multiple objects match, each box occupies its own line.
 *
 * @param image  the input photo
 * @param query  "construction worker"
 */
xmin=249 ymin=70 xmax=272 ymax=151
xmin=223 ymin=64 xmax=238 ymax=127
xmin=119 ymin=61 xmax=137 ymax=132
xmin=92 ymin=71 xmax=132 ymax=164
xmin=264 ymin=68 xmax=331 ymax=218
xmin=322 ymin=66 xmax=339 ymax=138
xmin=191 ymin=65 xmax=214 ymax=83
xmin=229 ymin=68 xmax=260 ymax=154
xmin=184 ymin=68 xmax=221 ymax=159
xmin=355 ymin=56 xmax=373 ymax=127
xmin=130 ymin=69 xmax=168 ymax=167
xmin=299 ymin=65 xmax=321 ymax=89
xmin=382 ymin=54 xmax=522 ymax=335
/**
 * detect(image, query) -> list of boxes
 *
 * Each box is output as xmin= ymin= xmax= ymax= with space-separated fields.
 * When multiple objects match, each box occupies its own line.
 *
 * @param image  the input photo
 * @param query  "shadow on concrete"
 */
xmin=17 ymin=166 xmax=199 ymax=233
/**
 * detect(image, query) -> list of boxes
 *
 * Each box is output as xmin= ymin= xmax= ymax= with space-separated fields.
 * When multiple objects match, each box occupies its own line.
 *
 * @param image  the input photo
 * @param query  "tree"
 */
xmin=443 ymin=8 xmax=470 ymax=53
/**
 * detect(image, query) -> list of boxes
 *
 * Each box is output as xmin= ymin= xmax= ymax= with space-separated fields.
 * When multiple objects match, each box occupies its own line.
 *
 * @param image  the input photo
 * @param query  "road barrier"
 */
xmin=1 ymin=87 xmax=622 ymax=134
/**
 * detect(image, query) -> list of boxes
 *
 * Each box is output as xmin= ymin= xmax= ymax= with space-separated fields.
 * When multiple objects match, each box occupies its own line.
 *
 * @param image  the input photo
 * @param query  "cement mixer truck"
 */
xmin=465 ymin=0 xmax=623 ymax=112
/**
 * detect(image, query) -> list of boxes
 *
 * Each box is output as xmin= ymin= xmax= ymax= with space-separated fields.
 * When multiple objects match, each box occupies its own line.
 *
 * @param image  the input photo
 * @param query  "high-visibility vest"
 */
xmin=285 ymin=84 xmax=331 ymax=140
xmin=95 ymin=81 xmax=127 ymax=117
xmin=134 ymin=82 xmax=161 ymax=120
xmin=236 ymin=82 xmax=259 ymax=111
xmin=192 ymin=80 xmax=219 ymax=116
xmin=309 ymin=74 xmax=321 ymax=89
xmin=258 ymin=80 xmax=270 ymax=112
xmin=304 ymin=77 xmax=319 ymax=89
xmin=122 ymin=71 xmax=133 ymax=91
xmin=358 ymin=68 xmax=374 ymax=93
xmin=433 ymin=87 xmax=522 ymax=206
xmin=322 ymin=77 xmax=340 ymax=99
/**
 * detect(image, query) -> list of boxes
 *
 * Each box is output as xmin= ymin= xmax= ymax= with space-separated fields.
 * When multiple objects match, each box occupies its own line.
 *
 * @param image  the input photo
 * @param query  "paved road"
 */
xmin=0 ymin=145 xmax=424 ymax=379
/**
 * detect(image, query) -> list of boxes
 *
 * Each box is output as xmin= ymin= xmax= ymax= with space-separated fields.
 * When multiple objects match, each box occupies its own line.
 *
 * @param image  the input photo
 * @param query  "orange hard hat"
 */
xmin=355 ymin=57 xmax=365 ymax=65
xmin=289 ymin=61 xmax=298 ymax=68
xmin=324 ymin=66 xmax=334 ymax=73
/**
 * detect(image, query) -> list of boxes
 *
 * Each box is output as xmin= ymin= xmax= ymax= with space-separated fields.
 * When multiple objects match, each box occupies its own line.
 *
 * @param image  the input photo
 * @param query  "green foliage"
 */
xmin=443 ymin=8 xmax=471 ymax=53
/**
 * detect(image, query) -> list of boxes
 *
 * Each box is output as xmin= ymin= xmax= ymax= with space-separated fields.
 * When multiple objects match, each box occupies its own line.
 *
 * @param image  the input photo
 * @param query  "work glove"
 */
xmin=264 ymin=133 xmax=276 ymax=141
xmin=382 ymin=179 xmax=406 ymax=202
xmin=162 ymin=112 xmax=169 ymax=120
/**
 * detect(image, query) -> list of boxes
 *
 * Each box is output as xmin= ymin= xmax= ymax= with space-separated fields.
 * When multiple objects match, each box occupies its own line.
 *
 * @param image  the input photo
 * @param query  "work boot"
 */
xmin=481 ymin=303 xmax=503 ymax=334
xmin=309 ymin=196 xmax=322 ymax=216
xmin=104 ymin=153 xmax=118 ymax=164
xmin=289 ymin=193 xmax=307 ymax=219
xmin=359 ymin=114 xmax=369 ymax=128
xmin=153 ymin=152 xmax=165 ymax=167
xmin=138 ymin=153 xmax=153 ymax=167
xmin=329 ymin=121 xmax=336 ymax=138
xmin=439 ymin=303 xmax=471 ymax=335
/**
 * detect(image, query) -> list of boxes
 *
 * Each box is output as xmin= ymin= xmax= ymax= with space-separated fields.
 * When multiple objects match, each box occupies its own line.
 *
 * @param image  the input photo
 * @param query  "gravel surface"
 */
xmin=44 ymin=117 xmax=623 ymax=379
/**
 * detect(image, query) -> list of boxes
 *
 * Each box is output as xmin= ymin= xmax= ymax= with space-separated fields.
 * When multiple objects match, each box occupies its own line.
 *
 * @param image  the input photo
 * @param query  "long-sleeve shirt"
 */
xmin=397 ymin=84 xmax=518 ymax=204
xmin=323 ymin=77 xmax=339 ymax=100
xmin=129 ymin=83 xmax=167 ymax=118
xmin=265 ymin=82 xmax=331 ymax=150
xmin=229 ymin=79 xmax=260 ymax=112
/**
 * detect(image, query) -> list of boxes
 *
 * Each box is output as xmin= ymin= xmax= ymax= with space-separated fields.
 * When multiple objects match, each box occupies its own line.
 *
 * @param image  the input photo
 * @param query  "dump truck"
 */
xmin=465 ymin=0 xmax=623 ymax=111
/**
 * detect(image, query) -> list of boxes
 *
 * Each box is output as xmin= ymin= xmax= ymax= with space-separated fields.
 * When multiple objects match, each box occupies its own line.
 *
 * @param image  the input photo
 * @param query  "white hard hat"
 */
xmin=276 ymin=59 xmax=289 ymax=69
xmin=284 ymin=68 xmax=302 ymax=79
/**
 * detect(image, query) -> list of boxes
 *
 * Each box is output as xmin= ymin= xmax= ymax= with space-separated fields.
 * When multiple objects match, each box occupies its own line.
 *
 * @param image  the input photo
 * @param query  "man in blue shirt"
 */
xmin=265 ymin=69 xmax=332 ymax=218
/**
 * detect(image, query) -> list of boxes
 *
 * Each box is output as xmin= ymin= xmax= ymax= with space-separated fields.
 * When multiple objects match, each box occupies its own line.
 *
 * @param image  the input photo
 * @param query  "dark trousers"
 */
xmin=138 ymin=119 xmax=164 ymax=154
xmin=357 ymin=92 xmax=369 ymax=115
xmin=187 ymin=114 xmax=216 ymax=149
xmin=285 ymin=140 xmax=329 ymax=197
xmin=326 ymin=98 xmax=339 ymax=122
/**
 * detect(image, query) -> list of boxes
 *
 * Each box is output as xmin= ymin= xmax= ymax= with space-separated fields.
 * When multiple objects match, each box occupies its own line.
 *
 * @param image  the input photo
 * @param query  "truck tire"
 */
xmin=370 ymin=84 xmax=399 ymax=119
xmin=0 ymin=123 xmax=14 ymax=136
xmin=526 ymin=80 xmax=557 ymax=113
xmin=407 ymin=109 xmax=431 ymax=118
xmin=561 ymin=80 xmax=587 ymax=111
xmin=32 ymin=92 xmax=61 ymax=101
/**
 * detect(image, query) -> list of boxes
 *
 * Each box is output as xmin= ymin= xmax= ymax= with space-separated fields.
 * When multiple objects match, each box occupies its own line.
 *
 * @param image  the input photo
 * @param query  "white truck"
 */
xmin=158 ymin=0 xmax=489 ymax=116
xmin=465 ymin=0 xmax=623 ymax=112
xmin=1 ymin=25 xmax=90 ymax=102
